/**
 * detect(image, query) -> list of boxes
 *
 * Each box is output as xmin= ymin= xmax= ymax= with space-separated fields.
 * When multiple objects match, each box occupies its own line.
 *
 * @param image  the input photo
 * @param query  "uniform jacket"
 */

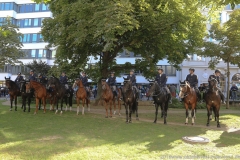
xmin=127 ymin=74 xmax=136 ymax=86
xmin=15 ymin=76 xmax=24 ymax=83
xmin=29 ymin=74 xmax=36 ymax=81
xmin=186 ymin=74 xmax=198 ymax=87
xmin=155 ymin=73 xmax=167 ymax=87
xmin=230 ymin=86 xmax=238 ymax=92
xmin=60 ymin=76 xmax=68 ymax=84
xmin=39 ymin=76 xmax=48 ymax=84
xmin=80 ymin=76 xmax=88 ymax=86
xmin=107 ymin=76 xmax=116 ymax=86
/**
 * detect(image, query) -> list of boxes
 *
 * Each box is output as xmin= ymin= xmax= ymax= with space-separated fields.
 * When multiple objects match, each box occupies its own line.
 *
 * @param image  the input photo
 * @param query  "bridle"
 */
xmin=150 ymin=82 xmax=163 ymax=96
xmin=209 ymin=78 xmax=218 ymax=92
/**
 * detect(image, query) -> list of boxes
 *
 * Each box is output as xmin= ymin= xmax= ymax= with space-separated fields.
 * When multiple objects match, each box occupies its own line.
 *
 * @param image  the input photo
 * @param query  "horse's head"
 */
xmin=19 ymin=80 xmax=26 ymax=93
xmin=101 ymin=79 xmax=108 ymax=90
xmin=209 ymin=78 xmax=218 ymax=91
xmin=47 ymin=76 xmax=58 ymax=88
xmin=179 ymin=81 xmax=188 ymax=98
xmin=75 ymin=78 xmax=83 ymax=87
xmin=148 ymin=81 xmax=160 ymax=96
xmin=122 ymin=77 xmax=132 ymax=93
xmin=25 ymin=81 xmax=32 ymax=93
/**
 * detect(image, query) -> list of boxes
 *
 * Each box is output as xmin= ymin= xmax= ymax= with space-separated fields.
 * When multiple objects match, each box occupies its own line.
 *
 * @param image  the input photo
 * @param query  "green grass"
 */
xmin=0 ymin=100 xmax=240 ymax=160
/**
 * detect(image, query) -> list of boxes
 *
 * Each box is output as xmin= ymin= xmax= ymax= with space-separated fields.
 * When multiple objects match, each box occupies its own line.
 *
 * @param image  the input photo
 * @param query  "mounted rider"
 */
xmin=80 ymin=71 xmax=90 ymax=97
xmin=37 ymin=73 xmax=48 ymax=86
xmin=208 ymin=69 xmax=226 ymax=104
xmin=29 ymin=70 xmax=36 ymax=81
xmin=127 ymin=69 xmax=139 ymax=101
xmin=15 ymin=72 xmax=24 ymax=88
xmin=155 ymin=68 xmax=172 ymax=104
xmin=107 ymin=72 xmax=118 ymax=97
xmin=60 ymin=72 xmax=69 ymax=89
xmin=185 ymin=68 xmax=201 ymax=102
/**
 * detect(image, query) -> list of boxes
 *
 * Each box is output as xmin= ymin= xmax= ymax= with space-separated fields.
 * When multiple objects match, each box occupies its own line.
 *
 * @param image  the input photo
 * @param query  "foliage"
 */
xmin=23 ymin=60 xmax=51 ymax=77
xmin=34 ymin=0 xmax=207 ymax=81
xmin=0 ymin=18 xmax=24 ymax=66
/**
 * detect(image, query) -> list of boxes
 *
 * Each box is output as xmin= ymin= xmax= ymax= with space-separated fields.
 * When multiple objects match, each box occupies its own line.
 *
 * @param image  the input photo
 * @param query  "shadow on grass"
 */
xmin=1 ymin=102 xmax=239 ymax=159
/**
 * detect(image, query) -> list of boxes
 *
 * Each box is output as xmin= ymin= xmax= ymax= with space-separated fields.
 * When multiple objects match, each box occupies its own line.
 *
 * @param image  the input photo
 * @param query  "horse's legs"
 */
xmin=87 ymin=98 xmax=90 ymax=112
xmin=22 ymin=96 xmax=26 ymax=112
xmin=191 ymin=106 xmax=196 ymax=125
xmin=117 ymin=98 xmax=121 ymax=116
xmin=82 ymin=99 xmax=85 ymax=115
xmin=76 ymin=98 xmax=80 ymax=115
xmin=136 ymin=101 xmax=139 ymax=120
xmin=164 ymin=102 xmax=168 ymax=124
xmin=162 ymin=103 xmax=167 ymax=124
xmin=34 ymin=98 xmax=39 ymax=115
xmin=109 ymin=100 xmax=113 ymax=118
xmin=206 ymin=105 xmax=211 ymax=126
xmin=105 ymin=101 xmax=108 ymax=118
xmin=43 ymin=98 xmax=46 ymax=113
xmin=65 ymin=97 xmax=68 ymax=111
xmin=55 ymin=98 xmax=59 ymax=114
xmin=129 ymin=103 xmax=132 ymax=123
xmin=60 ymin=98 xmax=64 ymax=115
xmin=125 ymin=103 xmax=128 ymax=123
xmin=185 ymin=104 xmax=189 ymax=124
xmin=209 ymin=107 xmax=213 ymax=120
xmin=14 ymin=96 xmax=17 ymax=111
xmin=216 ymin=106 xmax=220 ymax=128
xmin=28 ymin=96 xmax=31 ymax=112
xmin=10 ymin=96 xmax=13 ymax=111
xmin=113 ymin=99 xmax=116 ymax=115
xmin=154 ymin=104 xmax=159 ymax=123
xmin=38 ymin=99 xmax=41 ymax=110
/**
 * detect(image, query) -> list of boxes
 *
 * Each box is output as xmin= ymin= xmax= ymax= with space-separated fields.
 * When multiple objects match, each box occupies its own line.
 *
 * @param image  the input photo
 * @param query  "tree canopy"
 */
xmin=35 ymin=0 xmax=208 ymax=81
xmin=0 ymin=18 xmax=24 ymax=67
xmin=23 ymin=60 xmax=51 ymax=77
xmin=200 ymin=9 xmax=240 ymax=108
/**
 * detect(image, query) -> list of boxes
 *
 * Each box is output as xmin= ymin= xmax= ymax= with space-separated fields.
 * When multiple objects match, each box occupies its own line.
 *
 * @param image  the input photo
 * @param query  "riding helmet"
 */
xmin=30 ymin=70 xmax=34 ymax=72
xmin=189 ymin=68 xmax=195 ymax=72
xmin=111 ymin=72 xmax=115 ymax=74
xmin=157 ymin=68 xmax=164 ymax=71
xmin=38 ymin=73 xmax=42 ymax=77
xmin=215 ymin=69 xmax=221 ymax=74
xmin=18 ymin=72 xmax=21 ymax=75
xmin=82 ymin=71 xmax=86 ymax=74
xmin=130 ymin=69 xmax=134 ymax=72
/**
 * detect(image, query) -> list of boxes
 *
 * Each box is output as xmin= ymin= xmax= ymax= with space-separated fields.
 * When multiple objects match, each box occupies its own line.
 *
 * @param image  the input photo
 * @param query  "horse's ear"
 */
xmin=5 ymin=77 xmax=6 ymax=80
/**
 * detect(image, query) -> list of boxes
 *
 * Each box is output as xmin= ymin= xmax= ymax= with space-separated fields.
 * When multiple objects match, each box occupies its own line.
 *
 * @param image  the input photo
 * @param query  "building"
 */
xmin=0 ymin=1 xmax=239 ymax=91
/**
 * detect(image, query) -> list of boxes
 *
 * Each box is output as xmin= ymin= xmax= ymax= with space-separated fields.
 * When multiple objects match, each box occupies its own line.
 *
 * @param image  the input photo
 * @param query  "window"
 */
xmin=31 ymin=50 xmax=36 ymax=57
xmin=32 ymin=34 xmax=38 ymax=42
xmin=39 ymin=34 xmax=44 ymax=42
xmin=22 ymin=34 xmax=31 ymax=43
xmin=38 ymin=49 xmax=43 ymax=57
xmin=43 ymin=50 xmax=47 ymax=57
xmin=0 ymin=2 xmax=14 ymax=11
xmin=35 ymin=4 xmax=40 ymax=11
xmin=33 ymin=18 xmax=39 ymax=26
xmin=4 ymin=3 xmax=11 ymax=10
xmin=42 ymin=4 xmax=48 ymax=11
xmin=19 ymin=5 xmax=25 ymax=13
xmin=24 ymin=19 xmax=31 ymax=27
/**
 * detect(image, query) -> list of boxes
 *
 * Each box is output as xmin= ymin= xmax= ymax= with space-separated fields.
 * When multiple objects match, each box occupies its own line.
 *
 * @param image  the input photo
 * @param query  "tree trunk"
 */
xmin=93 ymin=52 xmax=110 ymax=106
xmin=226 ymin=61 xmax=230 ymax=109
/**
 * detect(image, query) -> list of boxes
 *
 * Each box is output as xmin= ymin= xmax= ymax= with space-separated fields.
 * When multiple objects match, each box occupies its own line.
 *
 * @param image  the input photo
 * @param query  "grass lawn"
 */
xmin=0 ymin=99 xmax=240 ymax=160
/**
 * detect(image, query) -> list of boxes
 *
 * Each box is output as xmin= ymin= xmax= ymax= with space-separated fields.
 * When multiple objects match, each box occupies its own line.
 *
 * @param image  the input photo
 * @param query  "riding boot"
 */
xmin=114 ymin=91 xmax=117 ymax=98
xmin=218 ymin=90 xmax=226 ymax=104
xmin=168 ymin=93 xmax=172 ymax=104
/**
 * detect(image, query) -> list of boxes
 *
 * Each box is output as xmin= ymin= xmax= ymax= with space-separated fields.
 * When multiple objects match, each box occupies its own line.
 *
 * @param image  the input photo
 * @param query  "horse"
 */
xmin=122 ymin=77 xmax=139 ymax=123
xmin=148 ymin=81 xmax=170 ymax=124
xmin=179 ymin=81 xmax=197 ymax=125
xmin=47 ymin=76 xmax=73 ymax=114
xmin=20 ymin=80 xmax=34 ymax=112
xmin=74 ymin=79 xmax=90 ymax=115
xmin=101 ymin=79 xmax=115 ymax=118
xmin=111 ymin=86 xmax=122 ymax=116
xmin=5 ymin=77 xmax=22 ymax=111
xmin=25 ymin=80 xmax=47 ymax=114
xmin=205 ymin=78 xmax=221 ymax=127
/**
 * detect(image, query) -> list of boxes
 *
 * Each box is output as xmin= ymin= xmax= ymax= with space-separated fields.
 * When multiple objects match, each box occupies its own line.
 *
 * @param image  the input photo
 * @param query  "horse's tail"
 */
xmin=132 ymin=101 xmax=138 ymax=114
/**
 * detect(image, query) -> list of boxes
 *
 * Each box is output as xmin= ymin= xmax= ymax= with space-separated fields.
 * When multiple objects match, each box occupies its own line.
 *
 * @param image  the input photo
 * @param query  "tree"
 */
xmin=200 ymin=9 xmax=240 ymax=109
xmin=24 ymin=60 xmax=51 ymax=78
xmin=0 ymin=18 xmax=24 ymax=67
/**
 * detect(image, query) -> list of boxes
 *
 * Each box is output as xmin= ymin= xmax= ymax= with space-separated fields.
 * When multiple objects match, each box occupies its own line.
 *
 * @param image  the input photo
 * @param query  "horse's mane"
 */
xmin=30 ymin=80 xmax=45 ymax=88
xmin=6 ymin=79 xmax=18 ymax=87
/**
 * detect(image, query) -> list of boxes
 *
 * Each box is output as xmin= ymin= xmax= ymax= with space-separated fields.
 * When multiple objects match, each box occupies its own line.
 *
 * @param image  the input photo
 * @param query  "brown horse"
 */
xmin=111 ymin=87 xmax=122 ymax=116
xmin=25 ymin=80 xmax=47 ymax=114
xmin=205 ymin=78 xmax=221 ymax=127
xmin=5 ymin=77 xmax=21 ymax=111
xmin=179 ymin=81 xmax=197 ymax=125
xmin=74 ymin=79 xmax=90 ymax=115
xmin=47 ymin=85 xmax=57 ymax=111
xmin=101 ymin=79 xmax=114 ymax=118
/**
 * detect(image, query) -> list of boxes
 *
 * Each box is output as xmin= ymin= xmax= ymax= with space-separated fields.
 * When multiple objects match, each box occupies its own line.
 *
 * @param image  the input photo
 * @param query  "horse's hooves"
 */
xmin=34 ymin=112 xmax=36 ymax=115
xmin=153 ymin=121 xmax=157 ymax=123
xmin=209 ymin=118 xmax=212 ymax=120
xmin=136 ymin=118 xmax=139 ymax=121
xmin=126 ymin=121 xmax=129 ymax=124
xmin=185 ymin=123 xmax=188 ymax=125
xmin=206 ymin=123 xmax=209 ymax=126
xmin=10 ymin=109 xmax=12 ymax=111
xmin=129 ymin=121 xmax=132 ymax=123
xmin=192 ymin=123 xmax=194 ymax=125
xmin=105 ymin=116 xmax=108 ymax=118
xmin=164 ymin=122 xmax=167 ymax=125
xmin=217 ymin=125 xmax=221 ymax=128
xmin=109 ymin=116 xmax=112 ymax=118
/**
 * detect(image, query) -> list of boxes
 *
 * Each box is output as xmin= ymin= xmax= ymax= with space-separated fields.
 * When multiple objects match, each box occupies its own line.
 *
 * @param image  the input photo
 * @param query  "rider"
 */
xmin=29 ymin=70 xmax=36 ymax=81
xmin=155 ymin=68 xmax=172 ymax=104
xmin=80 ymin=71 xmax=90 ymax=97
xmin=208 ymin=69 xmax=225 ymax=104
xmin=107 ymin=72 xmax=118 ymax=97
xmin=60 ymin=72 xmax=69 ymax=89
xmin=185 ymin=68 xmax=201 ymax=102
xmin=15 ymin=72 xmax=24 ymax=88
xmin=38 ymin=73 xmax=48 ymax=86
xmin=127 ymin=69 xmax=139 ymax=101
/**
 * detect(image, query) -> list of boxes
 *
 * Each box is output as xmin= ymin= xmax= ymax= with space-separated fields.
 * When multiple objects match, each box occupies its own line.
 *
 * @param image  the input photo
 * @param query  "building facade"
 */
xmin=0 ymin=1 xmax=239 ymax=91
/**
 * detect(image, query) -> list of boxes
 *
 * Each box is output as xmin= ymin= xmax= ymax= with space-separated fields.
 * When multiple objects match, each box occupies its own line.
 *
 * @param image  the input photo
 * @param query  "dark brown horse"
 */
xmin=25 ymin=80 xmax=47 ymax=114
xmin=122 ymin=77 xmax=138 ymax=123
xmin=101 ymin=79 xmax=114 ymax=118
xmin=74 ymin=79 xmax=90 ymax=115
xmin=179 ymin=81 xmax=197 ymax=125
xmin=20 ymin=80 xmax=34 ymax=112
xmin=148 ymin=81 xmax=170 ymax=124
xmin=205 ymin=78 xmax=221 ymax=127
xmin=5 ymin=77 xmax=21 ymax=111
